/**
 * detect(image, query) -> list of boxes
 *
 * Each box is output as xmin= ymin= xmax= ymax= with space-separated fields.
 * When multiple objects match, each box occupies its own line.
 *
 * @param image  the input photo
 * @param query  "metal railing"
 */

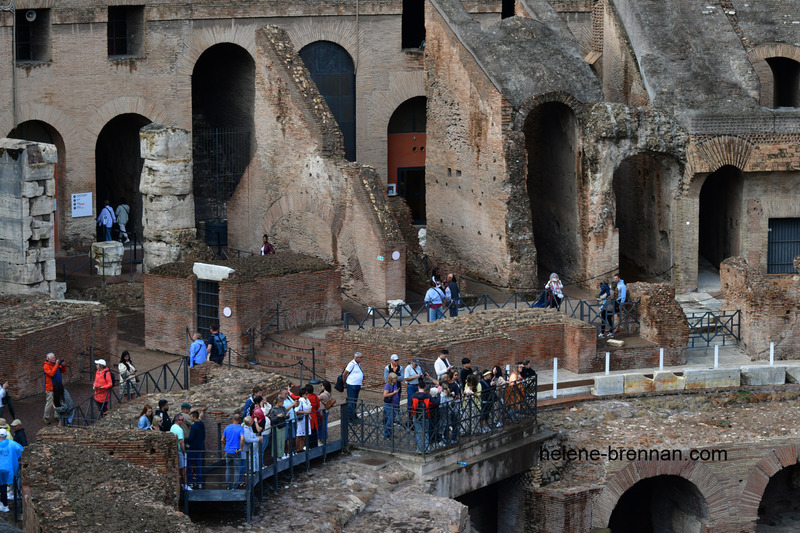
xmin=562 ymin=298 xmax=640 ymax=337
xmin=686 ymin=310 xmax=741 ymax=348
xmin=59 ymin=231 xmax=143 ymax=283
xmin=243 ymin=303 xmax=281 ymax=363
xmin=344 ymin=376 xmax=538 ymax=458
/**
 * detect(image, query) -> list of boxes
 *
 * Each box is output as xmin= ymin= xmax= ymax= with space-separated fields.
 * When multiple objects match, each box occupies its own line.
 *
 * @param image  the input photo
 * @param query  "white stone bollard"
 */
xmin=553 ymin=358 xmax=558 ymax=399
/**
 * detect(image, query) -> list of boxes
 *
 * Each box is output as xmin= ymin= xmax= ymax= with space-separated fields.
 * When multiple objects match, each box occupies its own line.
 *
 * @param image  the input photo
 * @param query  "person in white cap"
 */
xmin=0 ymin=427 xmax=22 ymax=512
xmin=92 ymin=359 xmax=114 ymax=417
xmin=383 ymin=354 xmax=404 ymax=398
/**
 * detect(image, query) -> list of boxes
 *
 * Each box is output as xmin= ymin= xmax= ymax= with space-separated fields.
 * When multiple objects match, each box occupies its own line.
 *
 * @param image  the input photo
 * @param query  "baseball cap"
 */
xmin=0 ymin=418 xmax=8 ymax=429
xmin=483 ymin=370 xmax=492 ymax=378
xmin=390 ymin=354 xmax=399 ymax=361
xmin=10 ymin=420 xmax=22 ymax=427
xmin=462 ymin=357 xmax=470 ymax=365
xmin=94 ymin=359 xmax=107 ymax=366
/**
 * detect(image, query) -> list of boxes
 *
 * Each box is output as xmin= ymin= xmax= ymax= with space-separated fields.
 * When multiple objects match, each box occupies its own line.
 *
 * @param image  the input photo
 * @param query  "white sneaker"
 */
xmin=0 ymin=504 xmax=8 ymax=512
xmin=598 ymin=333 xmax=605 ymax=338
xmin=183 ymin=485 xmax=193 ymax=491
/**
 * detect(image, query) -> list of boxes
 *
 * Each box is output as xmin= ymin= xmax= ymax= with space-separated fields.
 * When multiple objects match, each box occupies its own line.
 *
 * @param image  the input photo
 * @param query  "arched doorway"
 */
xmin=524 ymin=102 xmax=580 ymax=282
xmin=698 ymin=165 xmax=743 ymax=273
xmin=95 ymin=114 xmax=151 ymax=241
xmin=766 ymin=57 xmax=800 ymax=108
xmin=8 ymin=121 xmax=66 ymax=251
xmin=388 ymin=96 xmax=427 ymax=224
xmin=192 ymin=43 xmax=255 ymax=231
xmin=608 ymin=475 xmax=709 ymax=533
xmin=613 ymin=153 xmax=676 ymax=281
xmin=756 ymin=463 xmax=800 ymax=530
xmin=299 ymin=41 xmax=356 ymax=161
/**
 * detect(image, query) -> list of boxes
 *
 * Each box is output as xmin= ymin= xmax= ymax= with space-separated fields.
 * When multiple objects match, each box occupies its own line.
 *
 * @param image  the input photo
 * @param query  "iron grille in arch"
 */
xmin=196 ymin=280 xmax=219 ymax=338
xmin=192 ymin=127 xmax=252 ymax=222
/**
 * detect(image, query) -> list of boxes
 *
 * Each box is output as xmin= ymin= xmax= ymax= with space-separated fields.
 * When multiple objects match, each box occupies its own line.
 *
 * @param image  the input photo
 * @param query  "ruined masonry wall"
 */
xmin=144 ymin=273 xmax=195 ymax=356
xmin=629 ymin=282 xmax=688 ymax=365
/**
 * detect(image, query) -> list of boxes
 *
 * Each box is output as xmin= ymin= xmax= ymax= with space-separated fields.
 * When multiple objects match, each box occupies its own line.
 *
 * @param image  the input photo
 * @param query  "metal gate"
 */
xmin=192 ymin=127 xmax=252 ymax=222
xmin=686 ymin=310 xmax=741 ymax=348
xmin=767 ymin=218 xmax=800 ymax=274
xmin=196 ymin=280 xmax=219 ymax=338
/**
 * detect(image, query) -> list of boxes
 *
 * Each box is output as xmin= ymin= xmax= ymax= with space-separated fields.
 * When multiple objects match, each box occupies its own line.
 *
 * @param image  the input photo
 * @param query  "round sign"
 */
xmin=392 ymin=251 xmax=400 ymax=261
xmin=223 ymin=306 xmax=232 ymax=317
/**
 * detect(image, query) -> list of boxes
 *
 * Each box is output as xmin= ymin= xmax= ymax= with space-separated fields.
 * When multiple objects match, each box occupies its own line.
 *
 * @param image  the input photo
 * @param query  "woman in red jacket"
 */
xmin=92 ymin=359 xmax=113 ymax=417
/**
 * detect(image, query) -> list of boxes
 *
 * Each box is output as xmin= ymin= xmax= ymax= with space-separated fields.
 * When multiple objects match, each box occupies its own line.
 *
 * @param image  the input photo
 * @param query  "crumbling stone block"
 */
xmin=623 ymin=373 xmax=654 ymax=393
xmin=592 ymin=374 xmax=624 ymax=396
xmin=653 ymin=371 xmax=685 ymax=391
xmin=740 ymin=365 xmax=786 ymax=386
xmin=684 ymin=368 xmax=740 ymax=390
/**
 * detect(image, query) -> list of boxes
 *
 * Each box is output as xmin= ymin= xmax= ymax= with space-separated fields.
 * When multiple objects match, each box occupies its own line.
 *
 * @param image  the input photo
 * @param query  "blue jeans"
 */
xmin=383 ymin=404 xmax=398 ymax=437
xmin=101 ymin=225 xmax=111 ymax=241
xmin=346 ymin=384 xmax=361 ymax=420
xmin=187 ymin=451 xmax=203 ymax=486
xmin=413 ymin=415 xmax=429 ymax=453
xmin=428 ymin=305 xmax=443 ymax=321
xmin=318 ymin=411 xmax=329 ymax=441
xmin=225 ymin=452 xmax=240 ymax=489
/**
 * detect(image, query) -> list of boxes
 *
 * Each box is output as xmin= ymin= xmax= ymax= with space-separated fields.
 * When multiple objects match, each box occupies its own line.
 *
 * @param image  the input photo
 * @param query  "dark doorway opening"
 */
xmin=524 ymin=102 xmax=580 ymax=282
xmin=757 ymin=463 xmax=800 ymax=530
xmin=8 ymin=121 xmax=66 ymax=251
xmin=698 ymin=165 xmax=743 ymax=270
xmin=767 ymin=218 xmax=800 ymax=274
xmin=613 ymin=154 xmax=674 ymax=281
xmin=192 ymin=43 xmax=255 ymax=228
xmin=95 ymin=114 xmax=151 ymax=241
xmin=766 ymin=57 xmax=800 ymax=108
xmin=402 ymin=0 xmax=425 ymax=49
xmin=299 ymin=41 xmax=356 ymax=161
xmin=502 ymin=0 xmax=515 ymax=19
xmin=608 ymin=475 xmax=708 ymax=533
xmin=397 ymin=167 xmax=426 ymax=224
xmin=196 ymin=280 xmax=219 ymax=338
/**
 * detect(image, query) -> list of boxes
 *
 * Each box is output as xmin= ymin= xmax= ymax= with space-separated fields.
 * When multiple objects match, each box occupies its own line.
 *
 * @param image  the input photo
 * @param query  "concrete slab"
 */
xmin=684 ymin=368 xmax=740 ymax=390
xmin=593 ymin=374 xmax=624 ymax=396
xmin=623 ymin=373 xmax=654 ymax=393
xmin=193 ymin=262 xmax=235 ymax=281
xmin=741 ymin=365 xmax=786 ymax=386
xmin=786 ymin=366 xmax=800 ymax=384
xmin=653 ymin=371 xmax=685 ymax=391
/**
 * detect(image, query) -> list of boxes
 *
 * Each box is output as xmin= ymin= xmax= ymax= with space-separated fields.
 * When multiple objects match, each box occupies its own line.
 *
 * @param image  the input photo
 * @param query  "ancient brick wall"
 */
xmin=530 ymin=486 xmax=600 ymax=533
xmin=36 ymin=427 xmax=181 ymax=507
xmin=0 ymin=308 xmax=117 ymax=398
xmin=720 ymin=257 xmax=800 ymax=361
xmin=144 ymin=273 xmax=196 ymax=356
xmin=628 ymin=282 xmax=688 ymax=365
xmin=325 ymin=308 xmax=597 ymax=382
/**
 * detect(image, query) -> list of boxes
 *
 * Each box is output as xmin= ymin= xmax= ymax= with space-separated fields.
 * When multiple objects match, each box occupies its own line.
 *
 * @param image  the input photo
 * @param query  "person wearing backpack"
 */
xmin=207 ymin=323 xmax=228 ymax=365
xmin=92 ymin=359 xmax=114 ymax=417
xmin=115 ymin=197 xmax=131 ymax=244
xmin=96 ymin=200 xmax=116 ymax=242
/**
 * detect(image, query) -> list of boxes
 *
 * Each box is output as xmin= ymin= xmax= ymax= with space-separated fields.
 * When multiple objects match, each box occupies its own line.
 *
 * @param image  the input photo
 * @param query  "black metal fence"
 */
xmin=344 ymin=376 xmax=538 ymax=458
xmin=686 ymin=310 xmax=741 ymax=348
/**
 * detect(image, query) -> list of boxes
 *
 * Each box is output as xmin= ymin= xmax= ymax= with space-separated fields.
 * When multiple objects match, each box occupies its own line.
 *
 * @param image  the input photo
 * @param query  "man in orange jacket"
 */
xmin=43 ymin=353 xmax=66 ymax=425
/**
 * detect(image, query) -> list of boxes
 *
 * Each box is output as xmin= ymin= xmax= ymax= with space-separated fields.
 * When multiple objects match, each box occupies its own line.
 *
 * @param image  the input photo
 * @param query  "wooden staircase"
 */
xmin=254 ymin=330 xmax=326 ymax=382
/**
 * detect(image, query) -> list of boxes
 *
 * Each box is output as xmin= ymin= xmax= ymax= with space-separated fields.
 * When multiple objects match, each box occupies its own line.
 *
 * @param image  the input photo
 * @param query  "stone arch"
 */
xmin=284 ymin=19 xmax=361 ymax=70
xmin=175 ymin=25 xmax=257 ymax=79
xmin=593 ymin=459 xmax=729 ymax=529
xmin=694 ymin=135 xmax=755 ymax=174
xmin=513 ymin=90 xmax=586 ymax=132
xmin=84 ymin=97 xmax=171 ymax=146
xmin=739 ymin=445 xmax=800 ymax=523
xmin=748 ymin=43 xmax=800 ymax=108
xmin=1 ymin=104 xmax=77 ymax=149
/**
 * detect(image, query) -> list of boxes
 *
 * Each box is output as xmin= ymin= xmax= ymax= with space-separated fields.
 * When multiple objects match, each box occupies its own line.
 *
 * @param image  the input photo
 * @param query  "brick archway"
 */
xmin=84 ymin=97 xmax=171 ymax=146
xmin=748 ymin=43 xmax=800 ymax=107
xmin=739 ymin=445 xmax=800 ymax=523
xmin=175 ymin=27 xmax=257 ymax=80
xmin=593 ymin=459 xmax=729 ymax=528
xmin=513 ymin=90 xmax=586 ymax=132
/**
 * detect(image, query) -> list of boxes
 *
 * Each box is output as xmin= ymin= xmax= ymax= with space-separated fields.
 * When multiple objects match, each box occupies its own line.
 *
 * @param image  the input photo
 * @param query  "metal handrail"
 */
xmin=244 ymin=302 xmax=281 ymax=363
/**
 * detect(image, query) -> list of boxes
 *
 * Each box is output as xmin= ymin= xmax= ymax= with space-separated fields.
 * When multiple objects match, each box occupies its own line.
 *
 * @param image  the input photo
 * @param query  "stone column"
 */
xmin=0 ymin=138 xmax=65 ymax=298
xmin=139 ymin=125 xmax=196 ymax=272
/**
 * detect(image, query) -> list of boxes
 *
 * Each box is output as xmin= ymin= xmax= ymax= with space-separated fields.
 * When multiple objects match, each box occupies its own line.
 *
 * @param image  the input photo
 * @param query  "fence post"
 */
xmin=310 ymin=347 xmax=320 ymax=385
xmin=299 ymin=360 xmax=304 ymax=387
xmin=276 ymin=302 xmax=280 ymax=334
xmin=714 ymin=345 xmax=719 ymax=369
xmin=770 ymin=342 xmax=774 ymax=366
xmin=184 ymin=357 xmax=189 ymax=389
xmin=659 ymin=348 xmax=664 ymax=371
xmin=553 ymin=358 xmax=558 ymax=399
xmin=605 ymin=352 xmax=610 ymax=376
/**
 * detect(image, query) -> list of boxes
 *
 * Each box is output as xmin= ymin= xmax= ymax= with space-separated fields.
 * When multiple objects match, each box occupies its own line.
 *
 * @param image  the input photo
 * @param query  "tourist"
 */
xmin=178 ymin=402 xmax=193 ymax=437
xmin=241 ymin=416 xmax=263 ymax=477
xmin=342 ymin=352 xmax=364 ymax=422
xmin=462 ymin=374 xmax=482 ymax=435
xmin=9 ymin=420 xmax=26 ymax=448
xmin=92 ymin=359 xmax=113 ymax=417
xmin=0 ymin=380 xmax=7 ymax=420
xmin=52 ymin=381 xmax=74 ymax=427
xmin=189 ymin=332 xmax=207 ymax=367
xmin=459 ymin=358 xmax=473 ymax=384
xmin=156 ymin=399 xmax=171 ymax=432
xmin=424 ymin=280 xmax=445 ymax=321
xmin=186 ymin=410 xmax=206 ymax=488
xmin=383 ymin=373 xmax=401 ymax=438
xmin=480 ymin=371 xmax=494 ymax=431
xmin=170 ymin=413 xmax=191 ymax=491
xmin=260 ymin=234 xmax=276 ymax=255
xmin=446 ymin=273 xmax=461 ymax=317
xmin=383 ymin=354 xmax=404 ymax=399
xmin=207 ymin=323 xmax=228 ymax=365
xmin=138 ymin=405 xmax=154 ymax=430
xmin=520 ymin=359 xmax=536 ymax=379
xmin=242 ymin=385 xmax=263 ymax=420
xmin=430 ymin=266 xmax=442 ymax=285
xmin=115 ymin=197 xmax=130 ymax=243
xmin=0 ymin=420 xmax=7 ymax=441
xmin=409 ymin=383 xmax=439 ymax=453
xmin=42 ymin=353 xmax=66 ymax=425
xmin=613 ymin=273 xmax=627 ymax=336
xmin=96 ymin=199 xmax=116 ymax=241
xmin=294 ymin=387 xmax=312 ymax=452
xmin=253 ymin=396 xmax=271 ymax=461
xmin=490 ymin=365 xmax=506 ymax=387
xmin=317 ymin=380 xmax=335 ymax=443
xmin=305 ymin=384 xmax=320 ymax=449
xmin=221 ymin=413 xmax=244 ymax=490
xmin=268 ymin=392 xmax=289 ymax=459
xmin=283 ymin=386 xmax=300 ymax=454
xmin=597 ymin=280 xmax=614 ymax=338
xmin=545 ymin=273 xmax=564 ymax=309
xmin=404 ymin=358 xmax=424 ymax=403
xmin=0 ymin=428 xmax=22 ymax=513
xmin=434 ymin=349 xmax=452 ymax=380
xmin=118 ymin=351 xmax=137 ymax=401
xmin=442 ymin=371 xmax=461 ymax=444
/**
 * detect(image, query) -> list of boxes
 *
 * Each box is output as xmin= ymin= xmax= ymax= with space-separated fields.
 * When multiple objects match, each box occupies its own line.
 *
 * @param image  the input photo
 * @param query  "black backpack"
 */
xmin=106 ymin=368 xmax=116 ymax=388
